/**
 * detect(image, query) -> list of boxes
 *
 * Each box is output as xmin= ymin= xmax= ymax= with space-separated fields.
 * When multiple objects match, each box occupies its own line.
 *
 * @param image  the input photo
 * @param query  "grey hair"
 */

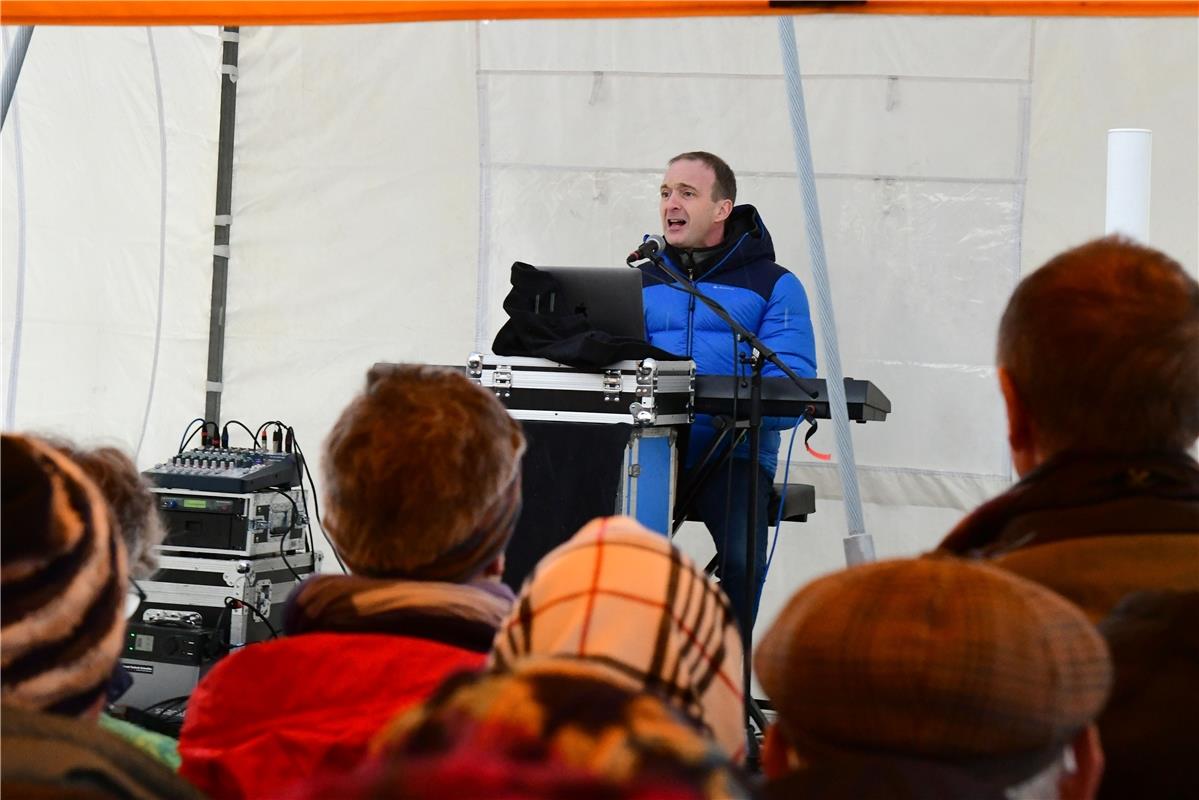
xmin=1005 ymin=745 xmax=1074 ymax=800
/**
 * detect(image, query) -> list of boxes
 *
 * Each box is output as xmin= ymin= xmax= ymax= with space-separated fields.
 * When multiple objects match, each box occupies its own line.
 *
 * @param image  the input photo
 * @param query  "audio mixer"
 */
xmin=143 ymin=448 xmax=301 ymax=494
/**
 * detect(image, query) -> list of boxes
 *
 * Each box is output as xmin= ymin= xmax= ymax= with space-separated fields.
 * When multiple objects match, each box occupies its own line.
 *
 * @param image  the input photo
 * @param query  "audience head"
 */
xmin=1095 ymin=590 xmax=1199 ymax=800
xmin=369 ymin=657 xmax=748 ymax=799
xmin=997 ymin=236 xmax=1199 ymax=473
xmin=47 ymin=441 xmax=164 ymax=580
xmin=1 ymin=433 xmax=129 ymax=718
xmin=491 ymin=516 xmax=746 ymax=760
xmin=755 ymin=556 xmax=1112 ymax=799
xmin=323 ymin=364 xmax=526 ymax=581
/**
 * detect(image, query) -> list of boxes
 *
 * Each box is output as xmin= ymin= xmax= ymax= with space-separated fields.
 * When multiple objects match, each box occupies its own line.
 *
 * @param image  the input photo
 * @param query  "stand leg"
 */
xmin=742 ymin=357 xmax=766 ymax=761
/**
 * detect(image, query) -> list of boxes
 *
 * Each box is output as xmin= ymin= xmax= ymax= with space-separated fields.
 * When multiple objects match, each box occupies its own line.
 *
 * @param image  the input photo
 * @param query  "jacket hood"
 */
xmin=662 ymin=204 xmax=775 ymax=279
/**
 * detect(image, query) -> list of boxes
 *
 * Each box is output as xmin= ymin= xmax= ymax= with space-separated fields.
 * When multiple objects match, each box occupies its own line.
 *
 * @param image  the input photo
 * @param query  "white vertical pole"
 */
xmin=776 ymin=18 xmax=873 ymax=566
xmin=1105 ymin=128 xmax=1152 ymax=242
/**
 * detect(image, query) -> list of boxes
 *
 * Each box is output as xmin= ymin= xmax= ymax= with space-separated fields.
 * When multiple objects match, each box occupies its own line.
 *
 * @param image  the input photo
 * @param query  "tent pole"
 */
xmin=1 ymin=26 xmax=34 ymax=131
xmin=205 ymin=27 xmax=240 ymax=427
xmin=776 ymin=18 xmax=875 ymax=566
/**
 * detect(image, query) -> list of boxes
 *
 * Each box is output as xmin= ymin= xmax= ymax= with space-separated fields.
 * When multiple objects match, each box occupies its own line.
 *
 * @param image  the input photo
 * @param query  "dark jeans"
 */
xmin=692 ymin=459 xmax=772 ymax=637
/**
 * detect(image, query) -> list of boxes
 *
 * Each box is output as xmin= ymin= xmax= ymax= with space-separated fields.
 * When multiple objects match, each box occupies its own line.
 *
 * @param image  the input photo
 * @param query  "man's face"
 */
xmin=660 ymin=158 xmax=731 ymax=249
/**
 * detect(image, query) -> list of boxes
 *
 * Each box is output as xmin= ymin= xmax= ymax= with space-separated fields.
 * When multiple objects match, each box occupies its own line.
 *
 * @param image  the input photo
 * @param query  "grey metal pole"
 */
xmin=776 ymin=17 xmax=875 ymax=566
xmin=205 ymin=27 xmax=241 ymax=427
xmin=1 ymin=26 xmax=34 ymax=132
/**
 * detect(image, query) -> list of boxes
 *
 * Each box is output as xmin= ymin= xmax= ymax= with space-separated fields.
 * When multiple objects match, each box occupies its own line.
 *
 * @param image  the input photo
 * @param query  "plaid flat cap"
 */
xmin=492 ymin=516 xmax=746 ymax=761
xmin=755 ymin=556 xmax=1112 ymax=780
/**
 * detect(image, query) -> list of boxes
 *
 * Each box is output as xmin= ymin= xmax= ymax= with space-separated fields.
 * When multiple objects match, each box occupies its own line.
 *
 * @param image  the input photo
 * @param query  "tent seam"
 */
xmin=479 ymin=69 xmax=1031 ymax=85
xmin=486 ymin=163 xmax=1023 ymax=185
xmin=134 ymin=27 xmax=168 ymax=461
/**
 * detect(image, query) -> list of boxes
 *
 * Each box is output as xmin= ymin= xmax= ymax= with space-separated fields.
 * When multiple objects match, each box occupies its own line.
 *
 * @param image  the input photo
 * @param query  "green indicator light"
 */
xmin=182 ymin=499 xmax=207 ymax=509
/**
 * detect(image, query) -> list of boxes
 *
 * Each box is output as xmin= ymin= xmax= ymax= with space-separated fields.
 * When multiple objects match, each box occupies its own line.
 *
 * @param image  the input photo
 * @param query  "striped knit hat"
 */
xmin=1 ymin=433 xmax=128 ymax=716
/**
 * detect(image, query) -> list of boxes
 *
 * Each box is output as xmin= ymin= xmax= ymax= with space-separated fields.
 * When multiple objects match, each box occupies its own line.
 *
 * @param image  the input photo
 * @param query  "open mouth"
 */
xmin=666 ymin=218 xmax=686 ymax=232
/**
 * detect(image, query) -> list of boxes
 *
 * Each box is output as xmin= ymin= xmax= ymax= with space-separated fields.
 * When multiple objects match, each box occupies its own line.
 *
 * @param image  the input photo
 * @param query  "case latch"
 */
xmin=636 ymin=358 xmax=657 ymax=397
xmin=493 ymin=364 xmax=512 ymax=398
xmin=602 ymin=370 xmax=622 ymax=402
xmin=630 ymin=359 xmax=659 ymax=424
xmin=466 ymin=352 xmax=484 ymax=381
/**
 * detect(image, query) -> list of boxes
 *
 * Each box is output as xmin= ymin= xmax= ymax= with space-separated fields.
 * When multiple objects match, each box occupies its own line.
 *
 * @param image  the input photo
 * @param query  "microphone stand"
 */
xmin=636 ymin=250 xmax=817 ymax=759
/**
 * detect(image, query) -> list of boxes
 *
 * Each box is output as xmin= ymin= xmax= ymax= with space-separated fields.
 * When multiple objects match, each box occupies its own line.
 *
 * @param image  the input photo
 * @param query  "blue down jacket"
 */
xmin=640 ymin=205 xmax=817 ymax=475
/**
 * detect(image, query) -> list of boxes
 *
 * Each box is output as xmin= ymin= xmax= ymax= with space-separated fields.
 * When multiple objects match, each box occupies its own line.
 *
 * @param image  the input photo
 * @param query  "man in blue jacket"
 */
xmin=640 ymin=151 xmax=817 ymax=632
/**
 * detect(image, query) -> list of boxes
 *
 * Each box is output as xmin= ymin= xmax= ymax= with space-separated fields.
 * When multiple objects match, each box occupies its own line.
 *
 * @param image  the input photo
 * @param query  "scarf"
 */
xmin=286 ymin=573 xmax=515 ymax=654
xmin=939 ymin=450 xmax=1199 ymax=557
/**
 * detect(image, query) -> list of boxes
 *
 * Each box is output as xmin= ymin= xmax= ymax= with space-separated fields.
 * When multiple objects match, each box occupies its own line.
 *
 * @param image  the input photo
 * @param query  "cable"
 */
xmin=177 ymin=417 xmax=206 ymax=454
xmin=213 ymin=603 xmax=231 ymax=651
xmin=290 ymin=434 xmax=347 ymax=573
xmin=269 ymin=489 xmax=303 ymax=583
xmin=765 ymin=421 xmax=803 ymax=575
xmin=255 ymin=419 xmax=285 ymax=439
xmin=224 ymin=596 xmax=279 ymax=639
xmin=179 ymin=422 xmax=211 ymax=453
xmin=141 ymin=694 xmax=190 ymax=714
xmin=287 ymin=428 xmax=313 ymax=555
xmin=221 ymin=419 xmax=260 ymax=449
xmin=255 ymin=419 xmax=289 ymax=453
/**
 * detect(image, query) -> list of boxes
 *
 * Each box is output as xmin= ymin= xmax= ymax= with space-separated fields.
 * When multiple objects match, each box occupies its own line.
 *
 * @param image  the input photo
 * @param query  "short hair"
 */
xmin=998 ymin=236 xmax=1199 ymax=454
xmin=49 ymin=442 xmax=164 ymax=580
xmin=668 ymin=151 xmax=736 ymax=204
xmin=323 ymin=365 xmax=525 ymax=579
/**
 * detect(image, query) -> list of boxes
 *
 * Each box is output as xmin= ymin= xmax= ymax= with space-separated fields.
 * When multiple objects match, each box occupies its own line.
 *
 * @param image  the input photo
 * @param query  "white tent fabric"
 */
xmin=2 ymin=26 xmax=220 ymax=459
xmin=3 ymin=15 xmax=1197 ymax=641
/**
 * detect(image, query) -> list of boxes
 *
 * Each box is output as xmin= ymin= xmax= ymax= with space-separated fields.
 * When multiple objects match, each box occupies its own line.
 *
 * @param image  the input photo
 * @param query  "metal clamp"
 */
xmin=255 ymin=581 xmax=272 ymax=619
xmin=603 ymin=370 xmax=622 ymax=402
xmin=466 ymin=352 xmax=483 ymax=381
xmin=224 ymin=560 xmax=253 ymax=590
xmin=631 ymin=358 xmax=659 ymax=423
xmin=493 ymin=364 xmax=512 ymax=398
xmin=636 ymin=358 xmax=657 ymax=397
xmin=630 ymin=396 xmax=658 ymax=425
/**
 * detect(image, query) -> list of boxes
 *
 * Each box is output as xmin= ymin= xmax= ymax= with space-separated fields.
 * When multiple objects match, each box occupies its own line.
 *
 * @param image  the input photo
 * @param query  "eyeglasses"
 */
xmin=125 ymin=578 xmax=147 ymax=620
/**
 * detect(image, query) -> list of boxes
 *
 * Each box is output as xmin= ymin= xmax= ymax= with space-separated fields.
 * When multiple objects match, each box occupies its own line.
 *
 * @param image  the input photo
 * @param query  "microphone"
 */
xmin=627 ymin=235 xmax=667 ymax=265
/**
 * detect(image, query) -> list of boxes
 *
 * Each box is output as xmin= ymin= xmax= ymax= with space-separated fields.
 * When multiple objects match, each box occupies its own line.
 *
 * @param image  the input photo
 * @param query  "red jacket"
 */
xmin=178 ymin=632 xmax=485 ymax=799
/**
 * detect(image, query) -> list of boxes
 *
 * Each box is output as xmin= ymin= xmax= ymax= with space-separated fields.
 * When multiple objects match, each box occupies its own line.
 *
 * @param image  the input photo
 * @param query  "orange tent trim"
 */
xmin=1 ymin=1 xmax=1195 ymax=26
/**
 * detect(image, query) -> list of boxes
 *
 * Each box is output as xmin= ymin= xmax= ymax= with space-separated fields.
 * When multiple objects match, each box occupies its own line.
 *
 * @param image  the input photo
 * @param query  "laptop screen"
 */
xmin=535 ymin=267 xmax=646 ymax=340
